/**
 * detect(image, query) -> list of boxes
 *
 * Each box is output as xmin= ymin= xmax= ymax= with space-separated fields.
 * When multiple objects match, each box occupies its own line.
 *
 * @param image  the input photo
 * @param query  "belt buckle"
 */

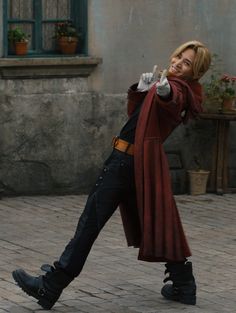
xmin=112 ymin=136 xmax=119 ymax=148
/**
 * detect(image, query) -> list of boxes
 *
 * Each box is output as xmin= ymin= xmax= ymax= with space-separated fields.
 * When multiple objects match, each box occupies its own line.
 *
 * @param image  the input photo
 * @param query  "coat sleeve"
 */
xmin=155 ymin=77 xmax=203 ymax=117
xmin=153 ymin=78 xmax=204 ymax=140
xmin=155 ymin=80 xmax=187 ymax=122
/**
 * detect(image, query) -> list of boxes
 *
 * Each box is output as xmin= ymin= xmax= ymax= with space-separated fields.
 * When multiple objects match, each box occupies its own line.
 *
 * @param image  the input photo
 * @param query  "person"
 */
xmin=12 ymin=40 xmax=211 ymax=310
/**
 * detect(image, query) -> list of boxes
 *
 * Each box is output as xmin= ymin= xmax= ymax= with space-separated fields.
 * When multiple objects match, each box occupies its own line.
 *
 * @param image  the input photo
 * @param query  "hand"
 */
xmin=156 ymin=69 xmax=171 ymax=97
xmin=137 ymin=65 xmax=158 ymax=92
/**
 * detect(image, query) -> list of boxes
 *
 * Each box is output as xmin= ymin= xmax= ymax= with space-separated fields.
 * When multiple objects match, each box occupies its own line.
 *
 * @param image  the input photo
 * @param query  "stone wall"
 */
xmin=0 ymin=78 xmax=127 ymax=195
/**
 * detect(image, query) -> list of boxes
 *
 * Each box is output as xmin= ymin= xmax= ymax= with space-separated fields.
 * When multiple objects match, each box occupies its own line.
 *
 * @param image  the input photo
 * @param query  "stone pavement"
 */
xmin=0 ymin=193 xmax=235 ymax=313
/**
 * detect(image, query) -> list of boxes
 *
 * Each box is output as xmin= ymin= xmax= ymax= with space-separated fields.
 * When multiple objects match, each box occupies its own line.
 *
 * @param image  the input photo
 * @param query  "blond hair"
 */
xmin=170 ymin=40 xmax=211 ymax=79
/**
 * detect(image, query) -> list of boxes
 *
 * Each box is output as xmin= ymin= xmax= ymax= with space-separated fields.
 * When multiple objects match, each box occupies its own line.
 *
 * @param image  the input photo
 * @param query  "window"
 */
xmin=3 ymin=0 xmax=88 ymax=57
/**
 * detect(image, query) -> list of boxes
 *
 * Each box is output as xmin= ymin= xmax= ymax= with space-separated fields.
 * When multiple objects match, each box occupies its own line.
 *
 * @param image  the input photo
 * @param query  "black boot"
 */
xmin=12 ymin=264 xmax=73 ymax=310
xmin=161 ymin=261 xmax=196 ymax=305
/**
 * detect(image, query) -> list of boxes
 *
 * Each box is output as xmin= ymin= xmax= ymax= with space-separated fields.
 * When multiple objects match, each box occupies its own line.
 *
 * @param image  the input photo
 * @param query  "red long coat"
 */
xmin=120 ymin=76 xmax=203 ymax=262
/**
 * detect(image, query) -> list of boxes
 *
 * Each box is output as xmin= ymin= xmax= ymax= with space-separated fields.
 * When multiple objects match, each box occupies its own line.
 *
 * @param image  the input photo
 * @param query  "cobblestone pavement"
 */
xmin=0 ymin=193 xmax=235 ymax=313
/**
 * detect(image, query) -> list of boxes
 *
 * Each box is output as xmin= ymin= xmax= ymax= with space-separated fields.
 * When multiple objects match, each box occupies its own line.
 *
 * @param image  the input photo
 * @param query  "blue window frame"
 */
xmin=3 ymin=0 xmax=88 ymax=57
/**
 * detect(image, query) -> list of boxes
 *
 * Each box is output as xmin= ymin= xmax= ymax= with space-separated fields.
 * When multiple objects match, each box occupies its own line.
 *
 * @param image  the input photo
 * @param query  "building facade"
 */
xmin=0 ymin=0 xmax=235 ymax=195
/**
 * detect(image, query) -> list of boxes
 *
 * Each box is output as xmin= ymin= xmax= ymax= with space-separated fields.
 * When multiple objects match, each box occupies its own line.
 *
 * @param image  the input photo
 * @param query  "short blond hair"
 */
xmin=170 ymin=40 xmax=211 ymax=79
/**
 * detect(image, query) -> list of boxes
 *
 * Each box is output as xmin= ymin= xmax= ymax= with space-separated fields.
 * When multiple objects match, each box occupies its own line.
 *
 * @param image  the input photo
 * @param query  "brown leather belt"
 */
xmin=112 ymin=136 xmax=134 ymax=156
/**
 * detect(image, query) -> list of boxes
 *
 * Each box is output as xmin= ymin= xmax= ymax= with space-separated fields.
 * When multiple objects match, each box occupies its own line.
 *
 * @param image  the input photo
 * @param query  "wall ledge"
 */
xmin=0 ymin=56 xmax=102 ymax=79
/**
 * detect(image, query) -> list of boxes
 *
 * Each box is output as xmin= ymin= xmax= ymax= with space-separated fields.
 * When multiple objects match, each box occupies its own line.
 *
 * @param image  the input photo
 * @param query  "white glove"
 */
xmin=156 ymin=69 xmax=171 ymax=97
xmin=137 ymin=65 xmax=158 ymax=92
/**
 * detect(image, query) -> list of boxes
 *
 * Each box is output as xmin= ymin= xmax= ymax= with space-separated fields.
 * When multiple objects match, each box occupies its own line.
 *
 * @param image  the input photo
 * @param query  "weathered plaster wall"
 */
xmin=0 ymin=0 xmax=235 ymax=195
xmin=0 ymin=78 xmax=127 ymax=195
xmin=88 ymin=0 xmax=236 ymax=93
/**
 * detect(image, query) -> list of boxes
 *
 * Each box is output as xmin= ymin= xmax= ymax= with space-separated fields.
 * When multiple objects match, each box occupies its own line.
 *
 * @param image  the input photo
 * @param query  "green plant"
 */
xmin=54 ymin=21 xmax=80 ymax=39
xmin=8 ymin=27 xmax=30 ymax=43
xmin=204 ymin=74 xmax=236 ymax=102
xmin=203 ymin=54 xmax=236 ymax=103
xmin=219 ymin=75 xmax=236 ymax=99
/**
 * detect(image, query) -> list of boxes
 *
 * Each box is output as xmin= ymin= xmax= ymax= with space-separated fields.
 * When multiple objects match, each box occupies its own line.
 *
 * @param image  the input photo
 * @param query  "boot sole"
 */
xmin=12 ymin=270 xmax=54 ymax=310
xmin=161 ymin=287 xmax=196 ymax=305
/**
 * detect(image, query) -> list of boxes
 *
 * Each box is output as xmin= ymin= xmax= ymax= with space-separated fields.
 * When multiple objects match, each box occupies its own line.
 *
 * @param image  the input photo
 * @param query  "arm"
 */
xmin=155 ymin=77 xmax=203 ymax=125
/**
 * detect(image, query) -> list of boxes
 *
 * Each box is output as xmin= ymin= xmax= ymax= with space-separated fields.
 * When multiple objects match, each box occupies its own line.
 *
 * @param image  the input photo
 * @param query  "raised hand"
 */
xmin=156 ymin=69 xmax=171 ymax=97
xmin=137 ymin=65 xmax=158 ymax=92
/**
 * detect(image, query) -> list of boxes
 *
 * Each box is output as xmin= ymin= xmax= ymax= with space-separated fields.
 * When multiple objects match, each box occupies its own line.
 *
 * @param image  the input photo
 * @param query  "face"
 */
xmin=168 ymin=48 xmax=196 ymax=80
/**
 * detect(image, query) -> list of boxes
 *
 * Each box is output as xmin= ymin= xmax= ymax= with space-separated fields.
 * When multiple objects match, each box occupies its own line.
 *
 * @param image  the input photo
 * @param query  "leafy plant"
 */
xmin=204 ymin=74 xmax=236 ymax=102
xmin=203 ymin=54 xmax=236 ymax=103
xmin=54 ymin=21 xmax=80 ymax=39
xmin=219 ymin=74 xmax=236 ymax=100
xmin=8 ymin=27 xmax=30 ymax=43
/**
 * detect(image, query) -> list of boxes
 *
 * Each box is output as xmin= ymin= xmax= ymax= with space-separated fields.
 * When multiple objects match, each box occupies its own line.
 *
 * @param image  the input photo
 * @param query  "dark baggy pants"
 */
xmin=55 ymin=149 xmax=136 ymax=277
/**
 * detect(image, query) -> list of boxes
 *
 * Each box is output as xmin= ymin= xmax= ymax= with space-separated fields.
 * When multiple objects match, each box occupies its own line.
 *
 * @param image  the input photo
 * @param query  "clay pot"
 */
xmin=15 ymin=41 xmax=28 ymax=55
xmin=222 ymin=98 xmax=236 ymax=112
xmin=58 ymin=36 xmax=78 ymax=54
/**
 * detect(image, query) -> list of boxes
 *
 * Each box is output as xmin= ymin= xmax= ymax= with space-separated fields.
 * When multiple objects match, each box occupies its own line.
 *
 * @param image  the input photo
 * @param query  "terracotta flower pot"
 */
xmin=222 ymin=97 xmax=236 ymax=112
xmin=203 ymin=96 xmax=222 ymax=113
xmin=15 ymin=41 xmax=28 ymax=55
xmin=58 ymin=36 xmax=78 ymax=54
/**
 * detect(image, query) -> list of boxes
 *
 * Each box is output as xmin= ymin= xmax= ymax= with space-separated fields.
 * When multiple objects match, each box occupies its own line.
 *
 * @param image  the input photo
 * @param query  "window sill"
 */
xmin=0 ymin=56 xmax=102 ymax=79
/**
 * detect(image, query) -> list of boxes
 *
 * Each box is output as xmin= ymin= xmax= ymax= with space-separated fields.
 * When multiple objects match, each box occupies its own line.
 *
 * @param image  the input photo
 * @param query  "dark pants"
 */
xmin=55 ymin=149 xmax=136 ymax=277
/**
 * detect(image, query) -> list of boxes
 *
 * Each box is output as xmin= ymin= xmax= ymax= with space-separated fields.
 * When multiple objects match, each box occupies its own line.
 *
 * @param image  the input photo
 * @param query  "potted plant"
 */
xmin=188 ymin=156 xmax=210 ymax=195
xmin=219 ymin=74 xmax=236 ymax=111
xmin=54 ymin=21 xmax=80 ymax=54
xmin=8 ymin=27 xmax=30 ymax=55
xmin=203 ymin=55 xmax=236 ymax=112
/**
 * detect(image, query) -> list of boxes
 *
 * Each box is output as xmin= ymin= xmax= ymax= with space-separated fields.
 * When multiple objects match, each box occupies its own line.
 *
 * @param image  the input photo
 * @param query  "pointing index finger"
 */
xmin=160 ymin=69 xmax=167 ymax=83
xmin=152 ymin=65 xmax=158 ymax=75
